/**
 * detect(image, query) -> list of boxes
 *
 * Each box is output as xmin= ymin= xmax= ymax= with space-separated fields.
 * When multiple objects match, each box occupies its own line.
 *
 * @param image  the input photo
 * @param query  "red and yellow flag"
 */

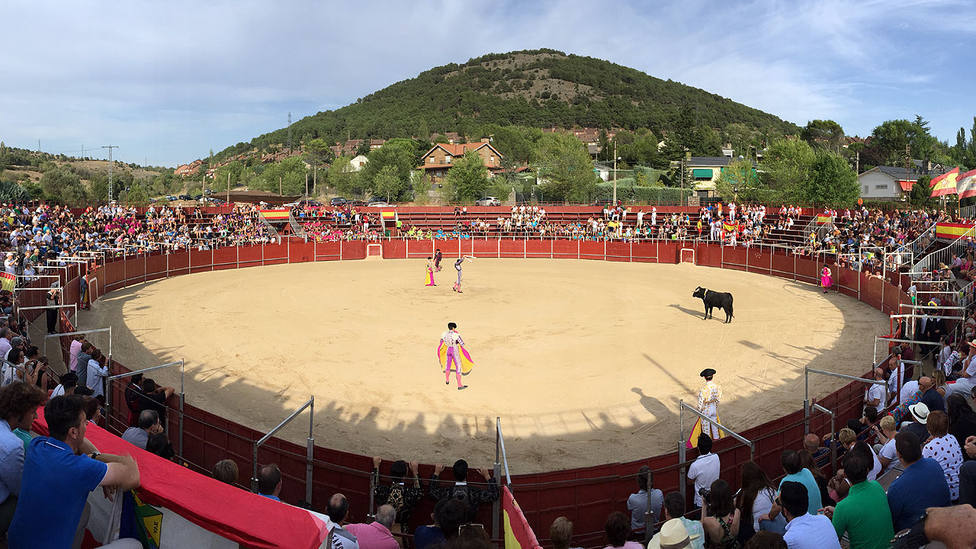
xmin=816 ymin=214 xmax=832 ymax=225
xmin=502 ymin=487 xmax=542 ymax=549
xmin=935 ymin=222 xmax=975 ymax=240
xmin=723 ymin=221 xmax=738 ymax=233
xmin=930 ymin=167 xmax=960 ymax=197
xmin=957 ymin=169 xmax=976 ymax=199
xmin=259 ymin=209 xmax=290 ymax=220
xmin=0 ymin=272 xmax=13 ymax=292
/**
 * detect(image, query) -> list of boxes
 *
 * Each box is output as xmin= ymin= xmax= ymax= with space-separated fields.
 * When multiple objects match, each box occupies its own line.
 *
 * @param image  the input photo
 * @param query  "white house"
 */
xmin=857 ymin=166 xmax=915 ymax=201
xmin=350 ymin=155 xmax=369 ymax=172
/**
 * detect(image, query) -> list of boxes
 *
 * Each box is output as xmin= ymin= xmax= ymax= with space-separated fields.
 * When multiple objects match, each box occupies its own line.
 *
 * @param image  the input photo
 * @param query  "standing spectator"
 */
xmin=7 ymin=395 xmax=141 ymax=548
xmin=428 ymin=459 xmax=498 ymax=521
xmin=779 ymin=481 xmax=839 ymax=549
xmin=687 ymin=433 xmax=720 ymax=510
xmin=86 ymin=349 xmax=109 ymax=398
xmin=124 ymin=373 xmax=144 ymax=425
xmin=68 ymin=334 xmax=84 ymax=373
xmin=922 ymin=410 xmax=964 ymax=501
xmin=822 ymin=443 xmax=893 ymax=549
xmin=947 ymin=394 xmax=976 ymax=449
xmin=75 ymin=341 xmax=93 ymax=389
xmin=602 ymin=511 xmax=642 ymax=549
xmin=736 ymin=461 xmax=777 ymax=541
xmin=0 ymin=382 xmax=46 ymax=536
xmin=212 ymin=459 xmax=239 ymax=486
xmin=326 ymin=493 xmax=360 ymax=549
xmin=371 ymin=457 xmax=423 ymax=535
xmin=257 ymin=463 xmax=282 ymax=501
xmin=137 ymin=378 xmax=175 ymax=424
xmin=347 ymin=504 xmax=399 ymax=549
xmin=701 ymin=479 xmax=739 ymax=548
xmin=886 ymin=431 xmax=950 ymax=532
xmin=627 ymin=465 xmax=663 ymax=535
xmin=44 ymin=285 xmax=60 ymax=334
xmin=551 ymin=516 xmax=582 ymax=549
xmin=661 ymin=492 xmax=705 ymax=549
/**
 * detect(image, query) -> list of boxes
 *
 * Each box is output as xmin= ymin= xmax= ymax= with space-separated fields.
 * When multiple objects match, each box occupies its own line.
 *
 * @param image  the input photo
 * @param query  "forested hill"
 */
xmin=216 ymin=49 xmax=797 ymax=159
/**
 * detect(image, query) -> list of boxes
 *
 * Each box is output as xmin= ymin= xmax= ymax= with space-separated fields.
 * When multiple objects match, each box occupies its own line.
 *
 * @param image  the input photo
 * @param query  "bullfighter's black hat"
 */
xmin=700 ymin=368 xmax=716 ymax=378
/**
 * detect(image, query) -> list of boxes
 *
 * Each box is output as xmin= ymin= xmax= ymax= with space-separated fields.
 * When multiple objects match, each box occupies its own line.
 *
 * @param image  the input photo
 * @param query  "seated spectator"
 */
xmin=551 ymin=516 xmax=583 ymax=549
xmin=661 ymin=492 xmax=705 ymax=549
xmin=7 ymin=394 xmax=141 ymax=548
xmin=429 ymin=459 xmax=498 ymax=521
xmin=627 ymin=465 xmax=663 ymax=535
xmin=50 ymin=371 xmax=78 ymax=398
xmin=415 ymin=497 xmax=465 ymax=549
xmin=863 ymin=368 xmax=885 ymax=414
xmin=701 ymin=479 xmax=739 ymax=548
xmin=743 ymin=531 xmax=786 ymax=549
xmin=735 ymin=461 xmax=776 ymax=542
xmin=326 ymin=493 xmax=360 ymax=549
xmin=347 ymin=504 xmax=399 ymax=549
xmin=763 ymin=450 xmax=821 ymax=522
xmin=371 ymin=457 xmax=423 ymax=535
xmin=919 ymin=376 xmax=945 ymax=413
xmin=122 ymin=409 xmax=162 ymax=450
xmin=213 ymin=458 xmax=239 ymax=486
xmin=903 ymin=402 xmax=932 ymax=441
xmin=822 ymin=442 xmax=893 ymax=548
xmin=779 ymin=481 xmax=839 ymax=549
xmin=0 ymin=382 xmax=46 ymax=536
xmin=837 ymin=427 xmax=881 ymax=480
xmin=886 ymin=431 xmax=950 ymax=532
xmin=826 ymin=473 xmax=849 ymax=504
xmin=687 ymin=433 xmax=720 ymax=510
xmin=922 ymin=410 xmax=963 ymax=501
xmin=947 ymin=394 xmax=976 ymax=449
xmin=796 ymin=451 xmax=831 ymax=509
xmin=602 ymin=511 xmax=642 ymax=549
xmin=874 ymin=415 xmax=899 ymax=474
xmin=647 ymin=519 xmax=692 ymax=549
xmin=257 ymin=463 xmax=282 ymax=501
xmin=802 ymin=433 xmax=827 ymax=462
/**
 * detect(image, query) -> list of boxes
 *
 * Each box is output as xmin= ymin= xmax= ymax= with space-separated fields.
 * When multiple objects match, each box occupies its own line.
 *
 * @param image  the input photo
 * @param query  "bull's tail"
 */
xmin=728 ymin=297 xmax=734 ymax=318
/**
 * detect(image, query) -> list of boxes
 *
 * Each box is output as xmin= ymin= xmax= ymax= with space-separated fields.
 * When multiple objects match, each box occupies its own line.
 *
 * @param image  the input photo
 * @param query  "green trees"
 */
xmin=762 ymin=138 xmax=816 ymax=194
xmin=442 ymin=152 xmax=490 ymax=202
xmin=257 ymin=156 xmax=307 ymax=195
xmin=715 ymin=158 xmax=759 ymax=201
xmin=801 ymin=120 xmax=845 ymax=153
xmin=40 ymin=167 xmax=88 ymax=206
xmin=360 ymin=139 xmax=420 ymax=201
xmin=372 ymin=165 xmax=403 ymax=202
xmin=532 ymin=132 xmax=598 ymax=202
xmin=803 ymin=151 xmax=859 ymax=206
xmin=327 ymin=156 xmax=363 ymax=197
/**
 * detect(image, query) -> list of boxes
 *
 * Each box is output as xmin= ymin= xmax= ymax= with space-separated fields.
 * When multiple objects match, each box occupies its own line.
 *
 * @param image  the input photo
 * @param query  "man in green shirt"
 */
xmin=823 ymin=442 xmax=893 ymax=549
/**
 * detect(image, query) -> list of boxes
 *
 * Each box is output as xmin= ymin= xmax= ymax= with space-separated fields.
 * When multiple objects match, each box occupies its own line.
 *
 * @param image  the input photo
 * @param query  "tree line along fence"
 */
xmin=39 ymin=237 xmax=907 ymax=547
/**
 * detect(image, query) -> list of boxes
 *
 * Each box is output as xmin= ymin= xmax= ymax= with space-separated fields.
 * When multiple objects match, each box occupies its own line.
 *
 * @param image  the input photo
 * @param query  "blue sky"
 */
xmin=1 ymin=0 xmax=973 ymax=167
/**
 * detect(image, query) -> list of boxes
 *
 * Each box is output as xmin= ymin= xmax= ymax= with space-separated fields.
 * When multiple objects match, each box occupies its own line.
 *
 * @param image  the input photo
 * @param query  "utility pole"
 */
xmin=855 ymin=150 xmax=859 ymax=174
xmin=102 ymin=145 xmax=118 ymax=201
xmin=227 ymin=172 xmax=231 ymax=203
xmin=612 ymin=140 xmax=617 ymax=205
xmin=287 ymin=112 xmax=292 ymax=154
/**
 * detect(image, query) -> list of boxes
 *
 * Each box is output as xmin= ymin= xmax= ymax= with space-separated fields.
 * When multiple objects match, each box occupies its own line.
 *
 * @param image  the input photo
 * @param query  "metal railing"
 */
xmin=251 ymin=396 xmax=314 ymax=507
xmin=804 ymin=367 xmax=887 ymax=432
xmin=105 ymin=360 xmax=185 ymax=457
xmin=911 ymin=226 xmax=974 ymax=273
xmin=809 ymin=403 xmax=837 ymax=472
xmin=42 ymin=327 xmax=113 ymax=374
xmin=677 ymin=401 xmax=753 ymax=505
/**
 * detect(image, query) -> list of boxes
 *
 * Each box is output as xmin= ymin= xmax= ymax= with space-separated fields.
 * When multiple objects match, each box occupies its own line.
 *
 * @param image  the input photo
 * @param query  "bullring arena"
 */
xmin=84 ymin=253 xmax=887 ymax=472
xmin=23 ymin=212 xmax=919 ymax=548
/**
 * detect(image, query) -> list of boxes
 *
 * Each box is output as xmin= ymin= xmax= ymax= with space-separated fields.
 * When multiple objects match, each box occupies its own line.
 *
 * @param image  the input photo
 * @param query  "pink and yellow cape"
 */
xmin=685 ymin=416 xmax=724 ymax=448
xmin=436 ymin=341 xmax=475 ymax=375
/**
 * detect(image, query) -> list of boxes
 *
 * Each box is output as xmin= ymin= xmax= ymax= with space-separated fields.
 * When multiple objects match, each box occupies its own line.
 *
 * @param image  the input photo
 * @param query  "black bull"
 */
xmin=692 ymin=286 xmax=734 ymax=323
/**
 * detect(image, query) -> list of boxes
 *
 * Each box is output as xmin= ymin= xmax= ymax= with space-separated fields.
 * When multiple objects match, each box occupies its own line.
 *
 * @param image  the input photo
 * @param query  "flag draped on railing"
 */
xmin=958 ymin=169 xmax=976 ymax=199
xmin=502 ymin=487 xmax=542 ymax=549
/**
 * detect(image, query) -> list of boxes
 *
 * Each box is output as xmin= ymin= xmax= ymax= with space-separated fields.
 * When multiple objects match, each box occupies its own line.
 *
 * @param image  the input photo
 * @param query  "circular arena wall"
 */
xmin=60 ymin=238 xmax=907 ymax=545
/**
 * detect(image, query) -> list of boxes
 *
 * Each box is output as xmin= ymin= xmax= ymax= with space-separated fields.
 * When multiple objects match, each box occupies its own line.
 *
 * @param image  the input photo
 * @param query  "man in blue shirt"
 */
xmin=7 ymin=395 xmax=141 ymax=549
xmin=257 ymin=463 xmax=282 ymax=501
xmin=781 ymin=481 xmax=840 ymax=549
xmin=886 ymin=431 xmax=951 ymax=532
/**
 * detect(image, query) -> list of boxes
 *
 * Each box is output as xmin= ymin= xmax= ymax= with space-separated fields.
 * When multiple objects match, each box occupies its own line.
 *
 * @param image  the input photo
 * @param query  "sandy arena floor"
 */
xmin=80 ymin=259 xmax=888 ymax=472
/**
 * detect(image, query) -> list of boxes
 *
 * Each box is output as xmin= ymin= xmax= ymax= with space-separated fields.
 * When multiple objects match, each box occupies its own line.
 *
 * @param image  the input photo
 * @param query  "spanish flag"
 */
xmin=502 ymin=487 xmax=542 ymax=549
xmin=930 ymin=167 xmax=960 ymax=197
xmin=723 ymin=221 xmax=738 ymax=233
xmin=935 ymin=222 xmax=975 ymax=240
xmin=380 ymin=210 xmax=396 ymax=220
xmin=816 ymin=214 xmax=832 ymax=225
xmin=259 ymin=209 xmax=290 ymax=220
xmin=958 ymin=169 xmax=976 ymax=199
xmin=0 ymin=272 xmax=13 ymax=292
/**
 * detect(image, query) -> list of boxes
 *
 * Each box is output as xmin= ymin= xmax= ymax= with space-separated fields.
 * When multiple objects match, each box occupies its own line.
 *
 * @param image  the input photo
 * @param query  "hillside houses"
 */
xmin=418 ymin=140 xmax=504 ymax=184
